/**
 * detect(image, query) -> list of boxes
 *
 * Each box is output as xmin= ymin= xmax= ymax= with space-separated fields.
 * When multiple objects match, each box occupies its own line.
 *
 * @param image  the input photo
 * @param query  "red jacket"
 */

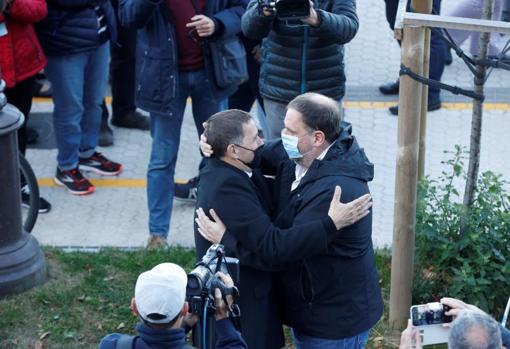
xmin=0 ymin=0 xmax=47 ymax=88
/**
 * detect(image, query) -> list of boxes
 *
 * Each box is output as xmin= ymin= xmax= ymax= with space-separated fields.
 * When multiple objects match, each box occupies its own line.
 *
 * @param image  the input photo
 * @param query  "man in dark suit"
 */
xmin=194 ymin=109 xmax=373 ymax=349
xmin=198 ymin=93 xmax=383 ymax=349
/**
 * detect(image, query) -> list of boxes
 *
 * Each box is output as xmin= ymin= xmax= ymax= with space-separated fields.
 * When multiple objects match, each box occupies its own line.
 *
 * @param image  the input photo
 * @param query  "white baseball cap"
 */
xmin=134 ymin=263 xmax=188 ymax=324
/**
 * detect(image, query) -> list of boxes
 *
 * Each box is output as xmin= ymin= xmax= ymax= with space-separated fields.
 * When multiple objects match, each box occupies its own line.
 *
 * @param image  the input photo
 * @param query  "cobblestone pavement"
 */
xmin=27 ymin=0 xmax=510 ymax=249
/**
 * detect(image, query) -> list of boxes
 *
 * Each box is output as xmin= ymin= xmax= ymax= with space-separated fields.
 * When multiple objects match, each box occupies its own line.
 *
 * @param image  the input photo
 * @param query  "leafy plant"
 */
xmin=413 ymin=145 xmax=510 ymax=317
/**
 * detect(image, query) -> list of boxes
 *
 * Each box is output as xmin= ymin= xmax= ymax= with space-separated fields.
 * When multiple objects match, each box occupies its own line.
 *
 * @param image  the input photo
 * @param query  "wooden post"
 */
xmin=415 ymin=0 xmax=433 ymax=179
xmin=389 ymin=24 xmax=426 ymax=328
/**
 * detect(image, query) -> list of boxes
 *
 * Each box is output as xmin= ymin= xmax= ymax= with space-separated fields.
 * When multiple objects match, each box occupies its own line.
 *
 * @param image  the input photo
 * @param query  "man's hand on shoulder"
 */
xmin=214 ymin=272 xmax=235 ymax=321
xmin=196 ymin=208 xmax=226 ymax=244
xmin=328 ymin=186 xmax=372 ymax=230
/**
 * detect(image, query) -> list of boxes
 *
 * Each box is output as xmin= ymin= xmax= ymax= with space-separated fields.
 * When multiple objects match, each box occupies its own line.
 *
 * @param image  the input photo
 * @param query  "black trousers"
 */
xmin=384 ymin=0 xmax=447 ymax=102
xmin=108 ymin=0 xmax=137 ymax=119
xmin=228 ymin=38 xmax=264 ymax=113
xmin=5 ymin=77 xmax=37 ymax=155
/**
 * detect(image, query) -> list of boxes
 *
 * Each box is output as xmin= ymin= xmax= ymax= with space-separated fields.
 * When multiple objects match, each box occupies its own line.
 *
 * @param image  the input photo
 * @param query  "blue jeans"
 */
xmin=293 ymin=329 xmax=370 ymax=349
xmin=147 ymin=69 xmax=220 ymax=237
xmin=45 ymin=43 xmax=110 ymax=170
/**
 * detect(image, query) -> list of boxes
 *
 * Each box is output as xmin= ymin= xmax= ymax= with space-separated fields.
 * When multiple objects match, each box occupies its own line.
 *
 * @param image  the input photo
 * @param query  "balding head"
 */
xmin=448 ymin=312 xmax=502 ymax=349
xmin=287 ymin=92 xmax=342 ymax=143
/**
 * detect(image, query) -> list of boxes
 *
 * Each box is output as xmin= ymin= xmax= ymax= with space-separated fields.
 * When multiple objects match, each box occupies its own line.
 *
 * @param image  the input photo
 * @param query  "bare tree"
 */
xmin=463 ymin=0 xmax=494 ymax=214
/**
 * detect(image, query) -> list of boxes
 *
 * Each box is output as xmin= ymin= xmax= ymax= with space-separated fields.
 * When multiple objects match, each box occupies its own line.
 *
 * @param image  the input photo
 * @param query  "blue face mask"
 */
xmin=281 ymin=133 xmax=303 ymax=160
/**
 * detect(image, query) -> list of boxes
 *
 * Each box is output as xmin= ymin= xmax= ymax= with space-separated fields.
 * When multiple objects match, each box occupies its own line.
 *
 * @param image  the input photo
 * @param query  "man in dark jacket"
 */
xmin=241 ymin=0 xmax=358 ymax=139
xmin=119 ymin=0 xmax=247 ymax=249
xmin=194 ymin=109 xmax=373 ymax=349
xmin=98 ymin=262 xmax=247 ymax=349
xmin=268 ymin=94 xmax=383 ymax=348
xmin=198 ymin=93 xmax=383 ymax=348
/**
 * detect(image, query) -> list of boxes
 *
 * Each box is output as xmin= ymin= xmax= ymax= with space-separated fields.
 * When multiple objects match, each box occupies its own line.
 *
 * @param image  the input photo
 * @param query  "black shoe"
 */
xmin=111 ymin=111 xmax=150 ymax=131
xmin=379 ymin=80 xmax=400 ymax=95
xmin=26 ymin=126 xmax=39 ymax=145
xmin=21 ymin=184 xmax=52 ymax=213
xmin=389 ymin=100 xmax=442 ymax=116
xmin=98 ymin=120 xmax=114 ymax=147
xmin=174 ymin=176 xmax=199 ymax=204
xmin=54 ymin=167 xmax=95 ymax=195
xmin=79 ymin=152 xmax=123 ymax=176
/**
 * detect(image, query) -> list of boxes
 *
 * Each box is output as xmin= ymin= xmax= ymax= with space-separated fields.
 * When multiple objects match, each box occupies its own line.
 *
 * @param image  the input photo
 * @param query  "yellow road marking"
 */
xmin=342 ymin=101 xmax=510 ymax=110
xmin=33 ymin=97 xmax=510 ymax=111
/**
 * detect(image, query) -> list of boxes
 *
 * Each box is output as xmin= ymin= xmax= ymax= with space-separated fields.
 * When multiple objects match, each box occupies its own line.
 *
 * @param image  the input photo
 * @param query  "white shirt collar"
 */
xmin=291 ymin=142 xmax=335 ymax=191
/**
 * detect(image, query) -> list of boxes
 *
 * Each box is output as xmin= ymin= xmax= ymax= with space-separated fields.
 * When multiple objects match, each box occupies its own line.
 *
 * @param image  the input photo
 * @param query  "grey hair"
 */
xmin=448 ymin=312 xmax=502 ymax=349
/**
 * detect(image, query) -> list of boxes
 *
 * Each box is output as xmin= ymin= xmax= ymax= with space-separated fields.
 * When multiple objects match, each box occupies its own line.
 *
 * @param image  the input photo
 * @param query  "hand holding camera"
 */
xmin=213 ymin=272 xmax=235 ymax=321
xmin=257 ymin=0 xmax=312 ymax=21
xmin=186 ymin=244 xmax=239 ymax=318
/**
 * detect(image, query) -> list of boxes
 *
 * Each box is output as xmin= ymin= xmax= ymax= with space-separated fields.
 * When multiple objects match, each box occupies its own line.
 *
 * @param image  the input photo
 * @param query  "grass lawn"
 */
xmin=0 ymin=248 xmax=400 ymax=349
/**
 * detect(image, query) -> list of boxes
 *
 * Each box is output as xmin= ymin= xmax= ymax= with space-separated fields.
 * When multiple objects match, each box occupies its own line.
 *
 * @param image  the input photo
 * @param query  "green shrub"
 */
xmin=413 ymin=145 xmax=510 ymax=317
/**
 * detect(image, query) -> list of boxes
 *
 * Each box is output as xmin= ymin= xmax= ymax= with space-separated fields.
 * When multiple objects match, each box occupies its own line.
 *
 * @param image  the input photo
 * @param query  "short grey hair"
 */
xmin=448 ymin=312 xmax=502 ymax=349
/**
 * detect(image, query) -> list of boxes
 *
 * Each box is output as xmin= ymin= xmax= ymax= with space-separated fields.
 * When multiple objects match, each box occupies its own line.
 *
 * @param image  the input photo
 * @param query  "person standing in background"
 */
xmin=0 ymin=0 xmax=51 ymax=212
xmin=36 ymin=0 xmax=123 ymax=196
xmin=119 ymin=0 xmax=247 ymax=249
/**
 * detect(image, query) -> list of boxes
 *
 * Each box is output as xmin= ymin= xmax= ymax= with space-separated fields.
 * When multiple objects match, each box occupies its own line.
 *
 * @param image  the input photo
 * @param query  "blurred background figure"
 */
xmin=36 ymin=0 xmax=123 ymax=196
xmin=0 ymin=0 xmax=51 ymax=212
xmin=379 ymin=0 xmax=446 ymax=115
xmin=98 ymin=0 xmax=149 ymax=147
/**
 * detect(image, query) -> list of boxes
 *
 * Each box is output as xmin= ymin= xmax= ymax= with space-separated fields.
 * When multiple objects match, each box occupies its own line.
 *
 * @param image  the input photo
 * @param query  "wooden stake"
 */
xmin=389 ymin=22 xmax=426 ymax=328
xmin=416 ymin=0 xmax=433 ymax=180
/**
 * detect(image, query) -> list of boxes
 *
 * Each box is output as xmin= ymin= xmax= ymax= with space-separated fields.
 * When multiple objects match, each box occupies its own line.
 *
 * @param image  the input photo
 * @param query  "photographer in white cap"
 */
xmin=98 ymin=263 xmax=247 ymax=349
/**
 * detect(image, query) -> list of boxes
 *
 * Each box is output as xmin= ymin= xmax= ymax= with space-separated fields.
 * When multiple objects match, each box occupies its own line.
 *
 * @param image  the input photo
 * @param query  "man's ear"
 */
xmin=130 ymin=298 xmax=139 ymax=317
xmin=313 ymin=130 xmax=326 ymax=146
xmin=226 ymin=144 xmax=236 ymax=157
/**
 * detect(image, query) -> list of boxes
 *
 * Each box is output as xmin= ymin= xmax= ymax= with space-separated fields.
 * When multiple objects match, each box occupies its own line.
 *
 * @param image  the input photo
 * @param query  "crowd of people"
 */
xmin=1 ymin=0 xmax=510 ymax=348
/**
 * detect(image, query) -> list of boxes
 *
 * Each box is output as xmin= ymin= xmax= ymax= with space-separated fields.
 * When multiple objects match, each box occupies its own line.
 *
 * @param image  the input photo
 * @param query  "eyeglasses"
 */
xmin=234 ymin=144 xmax=256 ymax=153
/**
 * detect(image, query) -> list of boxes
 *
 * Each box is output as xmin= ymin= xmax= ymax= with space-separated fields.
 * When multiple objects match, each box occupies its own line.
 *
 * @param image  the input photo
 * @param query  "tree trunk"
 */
xmin=462 ymin=0 xmax=493 ymax=216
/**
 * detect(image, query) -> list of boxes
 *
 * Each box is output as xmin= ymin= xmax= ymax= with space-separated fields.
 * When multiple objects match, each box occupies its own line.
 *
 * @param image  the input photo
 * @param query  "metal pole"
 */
xmin=0 ymin=75 xmax=47 ymax=296
xmin=389 ymin=22 xmax=426 ymax=328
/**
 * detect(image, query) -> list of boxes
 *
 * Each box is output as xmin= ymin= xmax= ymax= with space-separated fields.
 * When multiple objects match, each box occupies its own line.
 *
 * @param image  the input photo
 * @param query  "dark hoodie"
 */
xmin=98 ymin=320 xmax=247 ymax=349
xmin=256 ymin=122 xmax=383 ymax=340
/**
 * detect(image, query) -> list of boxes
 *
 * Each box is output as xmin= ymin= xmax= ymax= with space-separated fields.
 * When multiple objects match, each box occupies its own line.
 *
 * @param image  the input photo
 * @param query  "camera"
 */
xmin=258 ymin=0 xmax=311 ymax=20
xmin=410 ymin=302 xmax=453 ymax=345
xmin=186 ymin=244 xmax=240 ymax=316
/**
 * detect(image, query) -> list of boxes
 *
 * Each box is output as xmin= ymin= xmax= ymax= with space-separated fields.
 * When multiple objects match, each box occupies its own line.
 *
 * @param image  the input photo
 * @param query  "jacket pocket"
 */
xmin=136 ymin=48 xmax=163 ymax=103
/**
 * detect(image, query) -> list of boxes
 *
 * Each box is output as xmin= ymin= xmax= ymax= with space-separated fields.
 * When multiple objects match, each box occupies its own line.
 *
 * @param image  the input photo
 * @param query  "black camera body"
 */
xmin=258 ymin=0 xmax=311 ymax=20
xmin=186 ymin=244 xmax=239 ymax=316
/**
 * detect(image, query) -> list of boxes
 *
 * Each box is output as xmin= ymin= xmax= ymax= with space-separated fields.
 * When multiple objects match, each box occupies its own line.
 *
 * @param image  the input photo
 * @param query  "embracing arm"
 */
xmin=213 ymin=179 xmax=335 ymax=266
xmin=251 ymin=139 xmax=288 ymax=176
